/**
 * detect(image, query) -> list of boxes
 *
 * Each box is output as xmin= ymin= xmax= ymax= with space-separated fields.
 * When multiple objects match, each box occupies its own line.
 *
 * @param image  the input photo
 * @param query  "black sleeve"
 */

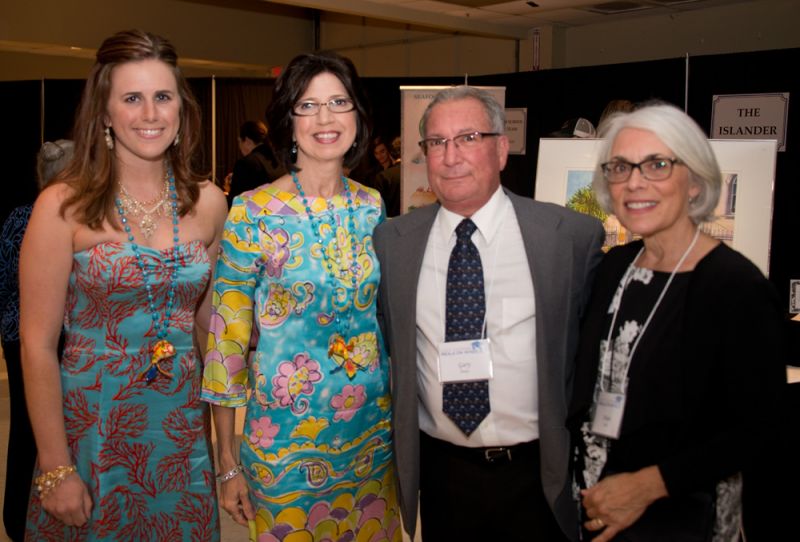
xmin=658 ymin=251 xmax=787 ymax=496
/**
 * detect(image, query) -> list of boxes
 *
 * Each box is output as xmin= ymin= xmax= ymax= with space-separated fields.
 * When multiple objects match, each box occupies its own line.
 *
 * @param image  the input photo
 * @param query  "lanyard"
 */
xmin=599 ymin=228 xmax=700 ymax=392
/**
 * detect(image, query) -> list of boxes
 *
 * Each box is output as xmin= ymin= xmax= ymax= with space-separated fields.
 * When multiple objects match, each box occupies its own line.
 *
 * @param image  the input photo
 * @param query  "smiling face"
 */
xmin=292 ymin=71 xmax=357 ymax=169
xmin=424 ymin=97 xmax=509 ymax=217
xmin=608 ymin=127 xmax=700 ymax=241
xmin=105 ymin=59 xmax=181 ymax=166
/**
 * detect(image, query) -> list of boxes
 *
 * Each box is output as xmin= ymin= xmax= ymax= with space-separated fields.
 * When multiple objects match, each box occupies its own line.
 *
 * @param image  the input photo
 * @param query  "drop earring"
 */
xmin=291 ymin=141 xmax=298 ymax=162
xmin=104 ymin=126 xmax=114 ymax=150
xmin=173 ymin=132 xmax=180 ymax=147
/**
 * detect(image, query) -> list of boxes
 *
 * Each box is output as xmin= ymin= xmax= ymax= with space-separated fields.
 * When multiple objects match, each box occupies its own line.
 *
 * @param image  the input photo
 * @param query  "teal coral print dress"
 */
xmin=25 ymin=241 xmax=219 ymax=541
xmin=202 ymin=183 xmax=401 ymax=542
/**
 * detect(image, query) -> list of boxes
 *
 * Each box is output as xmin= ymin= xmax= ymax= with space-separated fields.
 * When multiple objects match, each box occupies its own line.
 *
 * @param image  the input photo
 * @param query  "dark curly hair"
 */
xmin=266 ymin=51 xmax=371 ymax=173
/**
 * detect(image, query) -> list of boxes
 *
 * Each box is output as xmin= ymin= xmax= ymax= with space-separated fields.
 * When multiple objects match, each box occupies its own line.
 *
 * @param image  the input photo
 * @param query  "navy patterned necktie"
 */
xmin=442 ymin=218 xmax=491 ymax=436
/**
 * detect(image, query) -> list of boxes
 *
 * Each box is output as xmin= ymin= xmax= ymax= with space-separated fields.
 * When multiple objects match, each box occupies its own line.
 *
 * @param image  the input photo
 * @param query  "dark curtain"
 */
xmin=687 ymin=48 xmax=800 ymax=539
xmin=214 ymin=78 xmax=276 ymax=184
xmin=188 ymin=78 xmax=213 ymax=179
xmin=43 ymin=79 xmax=85 ymax=142
xmin=0 ymin=81 xmax=42 ymax=224
xmin=687 ymin=48 xmax=800 ymax=315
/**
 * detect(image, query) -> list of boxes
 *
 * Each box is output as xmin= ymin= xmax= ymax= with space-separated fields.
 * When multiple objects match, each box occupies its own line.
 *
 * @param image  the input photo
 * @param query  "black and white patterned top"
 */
xmin=572 ymin=254 xmax=744 ymax=540
xmin=576 ymin=266 xmax=690 ymax=489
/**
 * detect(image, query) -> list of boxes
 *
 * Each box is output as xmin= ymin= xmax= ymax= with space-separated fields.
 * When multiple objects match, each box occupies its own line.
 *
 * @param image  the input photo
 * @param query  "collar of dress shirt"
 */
xmin=436 ymin=186 xmax=508 ymax=247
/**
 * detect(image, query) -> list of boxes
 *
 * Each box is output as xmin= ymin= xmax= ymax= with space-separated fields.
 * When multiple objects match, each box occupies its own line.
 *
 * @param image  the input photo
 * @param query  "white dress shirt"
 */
xmin=416 ymin=187 xmax=538 ymax=447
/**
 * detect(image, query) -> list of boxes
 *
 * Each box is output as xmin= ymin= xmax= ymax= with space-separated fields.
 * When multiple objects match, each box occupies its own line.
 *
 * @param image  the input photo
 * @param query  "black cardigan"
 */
xmin=568 ymin=241 xmax=786 ymax=497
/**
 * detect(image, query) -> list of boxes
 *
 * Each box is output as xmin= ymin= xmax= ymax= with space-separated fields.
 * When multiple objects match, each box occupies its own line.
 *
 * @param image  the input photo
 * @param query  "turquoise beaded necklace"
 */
xmin=291 ymin=171 xmax=362 ymax=374
xmin=115 ymin=168 xmax=181 ymax=384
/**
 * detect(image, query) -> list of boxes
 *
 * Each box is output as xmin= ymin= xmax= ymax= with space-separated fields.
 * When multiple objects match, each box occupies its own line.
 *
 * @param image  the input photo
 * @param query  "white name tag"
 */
xmin=590 ymin=391 xmax=626 ymax=439
xmin=437 ymin=339 xmax=493 ymax=383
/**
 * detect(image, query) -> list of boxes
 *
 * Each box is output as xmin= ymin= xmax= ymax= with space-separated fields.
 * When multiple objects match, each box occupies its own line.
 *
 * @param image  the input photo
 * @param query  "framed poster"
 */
xmin=534 ymin=138 xmax=777 ymax=275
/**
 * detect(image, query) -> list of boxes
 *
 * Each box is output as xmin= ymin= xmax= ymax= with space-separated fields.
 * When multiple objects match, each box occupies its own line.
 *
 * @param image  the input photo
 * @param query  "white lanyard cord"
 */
xmin=599 ymin=228 xmax=700 ymax=392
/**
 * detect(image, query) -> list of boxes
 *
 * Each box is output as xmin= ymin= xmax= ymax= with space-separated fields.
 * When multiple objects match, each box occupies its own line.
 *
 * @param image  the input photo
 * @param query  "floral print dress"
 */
xmin=202 ymin=183 xmax=401 ymax=542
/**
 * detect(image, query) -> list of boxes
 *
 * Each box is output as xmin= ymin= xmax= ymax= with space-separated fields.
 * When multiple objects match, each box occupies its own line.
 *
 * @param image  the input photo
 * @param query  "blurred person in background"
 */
xmin=225 ymin=119 xmax=284 ymax=205
xmin=0 ymin=139 xmax=73 ymax=541
xmin=370 ymin=136 xmax=400 ymax=217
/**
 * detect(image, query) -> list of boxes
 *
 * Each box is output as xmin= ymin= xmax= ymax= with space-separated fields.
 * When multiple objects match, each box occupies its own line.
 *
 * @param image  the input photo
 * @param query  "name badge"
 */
xmin=590 ymin=391 xmax=626 ymax=439
xmin=437 ymin=339 xmax=493 ymax=383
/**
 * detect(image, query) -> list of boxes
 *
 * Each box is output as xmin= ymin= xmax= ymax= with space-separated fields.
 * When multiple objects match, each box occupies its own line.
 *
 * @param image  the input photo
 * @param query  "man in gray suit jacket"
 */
xmin=374 ymin=86 xmax=604 ymax=541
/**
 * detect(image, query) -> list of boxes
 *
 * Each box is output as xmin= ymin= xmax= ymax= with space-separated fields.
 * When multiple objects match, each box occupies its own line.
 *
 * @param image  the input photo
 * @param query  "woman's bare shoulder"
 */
xmin=196 ymin=180 xmax=229 ymax=223
xmin=32 ymin=182 xmax=78 ymax=220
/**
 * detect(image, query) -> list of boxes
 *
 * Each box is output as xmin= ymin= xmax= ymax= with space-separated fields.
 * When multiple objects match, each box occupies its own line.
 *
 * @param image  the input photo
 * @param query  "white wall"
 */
xmin=318 ymin=0 xmax=800 ymax=76
xmin=563 ymin=0 xmax=800 ymax=67
xmin=320 ymin=13 xmax=519 ymax=77
xmin=0 ymin=0 xmax=314 ymax=80
xmin=1 ymin=0 xmax=799 ymax=80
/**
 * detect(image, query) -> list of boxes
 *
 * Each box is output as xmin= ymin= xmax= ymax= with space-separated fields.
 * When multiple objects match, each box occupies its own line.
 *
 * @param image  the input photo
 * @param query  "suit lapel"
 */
xmin=385 ymin=204 xmax=439 ymax=356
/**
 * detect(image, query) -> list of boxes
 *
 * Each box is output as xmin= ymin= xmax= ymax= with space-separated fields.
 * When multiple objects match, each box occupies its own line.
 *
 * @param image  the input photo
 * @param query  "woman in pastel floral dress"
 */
xmin=202 ymin=51 xmax=401 ymax=541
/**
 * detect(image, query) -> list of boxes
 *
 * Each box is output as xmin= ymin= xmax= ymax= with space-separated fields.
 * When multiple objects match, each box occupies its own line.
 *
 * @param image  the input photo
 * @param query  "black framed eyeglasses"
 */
xmin=418 ymin=131 xmax=500 ymax=157
xmin=601 ymin=157 xmax=682 ymax=184
xmin=291 ymin=97 xmax=355 ymax=116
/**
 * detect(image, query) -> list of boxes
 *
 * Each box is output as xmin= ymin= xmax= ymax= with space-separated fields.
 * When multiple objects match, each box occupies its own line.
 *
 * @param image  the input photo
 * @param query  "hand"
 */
xmin=219 ymin=472 xmax=255 ymax=526
xmin=581 ymin=466 xmax=668 ymax=542
xmin=42 ymin=473 xmax=93 ymax=527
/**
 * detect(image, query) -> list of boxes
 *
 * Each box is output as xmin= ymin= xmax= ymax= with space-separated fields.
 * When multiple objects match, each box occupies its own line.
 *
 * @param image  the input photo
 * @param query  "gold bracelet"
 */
xmin=34 ymin=465 xmax=77 ymax=499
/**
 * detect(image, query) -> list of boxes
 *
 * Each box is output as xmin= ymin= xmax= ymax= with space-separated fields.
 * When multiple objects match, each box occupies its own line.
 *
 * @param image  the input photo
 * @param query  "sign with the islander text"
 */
xmin=711 ymin=93 xmax=789 ymax=151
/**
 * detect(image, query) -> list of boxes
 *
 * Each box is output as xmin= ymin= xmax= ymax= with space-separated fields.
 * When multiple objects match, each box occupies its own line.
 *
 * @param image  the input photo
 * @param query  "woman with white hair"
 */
xmin=568 ymin=102 xmax=785 ymax=541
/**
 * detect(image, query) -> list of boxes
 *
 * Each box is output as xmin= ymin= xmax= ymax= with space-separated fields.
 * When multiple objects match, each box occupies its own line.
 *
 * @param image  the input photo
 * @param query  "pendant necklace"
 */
xmin=117 ymin=173 xmax=170 ymax=240
xmin=115 ymin=168 xmax=181 ymax=384
xmin=291 ymin=171 xmax=364 ymax=378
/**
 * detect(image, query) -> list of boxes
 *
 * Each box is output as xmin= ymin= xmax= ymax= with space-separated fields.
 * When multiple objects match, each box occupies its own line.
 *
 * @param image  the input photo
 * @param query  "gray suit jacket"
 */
xmin=374 ymin=190 xmax=605 ymax=540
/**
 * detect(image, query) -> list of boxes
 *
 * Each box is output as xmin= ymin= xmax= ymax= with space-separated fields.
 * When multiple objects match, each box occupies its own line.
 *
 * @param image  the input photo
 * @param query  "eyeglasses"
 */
xmin=291 ymin=97 xmax=355 ymax=116
xmin=418 ymin=131 xmax=500 ymax=157
xmin=601 ymin=157 xmax=682 ymax=184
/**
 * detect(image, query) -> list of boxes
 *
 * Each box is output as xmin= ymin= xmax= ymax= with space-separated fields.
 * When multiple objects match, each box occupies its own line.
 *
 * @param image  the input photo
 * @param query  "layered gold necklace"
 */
xmin=117 ymin=173 xmax=170 ymax=240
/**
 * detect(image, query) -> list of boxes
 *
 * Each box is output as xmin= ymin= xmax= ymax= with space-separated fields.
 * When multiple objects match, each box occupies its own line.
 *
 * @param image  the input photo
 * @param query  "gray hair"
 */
xmin=36 ymin=139 xmax=74 ymax=190
xmin=592 ymin=102 xmax=721 ymax=224
xmin=420 ymin=85 xmax=505 ymax=137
